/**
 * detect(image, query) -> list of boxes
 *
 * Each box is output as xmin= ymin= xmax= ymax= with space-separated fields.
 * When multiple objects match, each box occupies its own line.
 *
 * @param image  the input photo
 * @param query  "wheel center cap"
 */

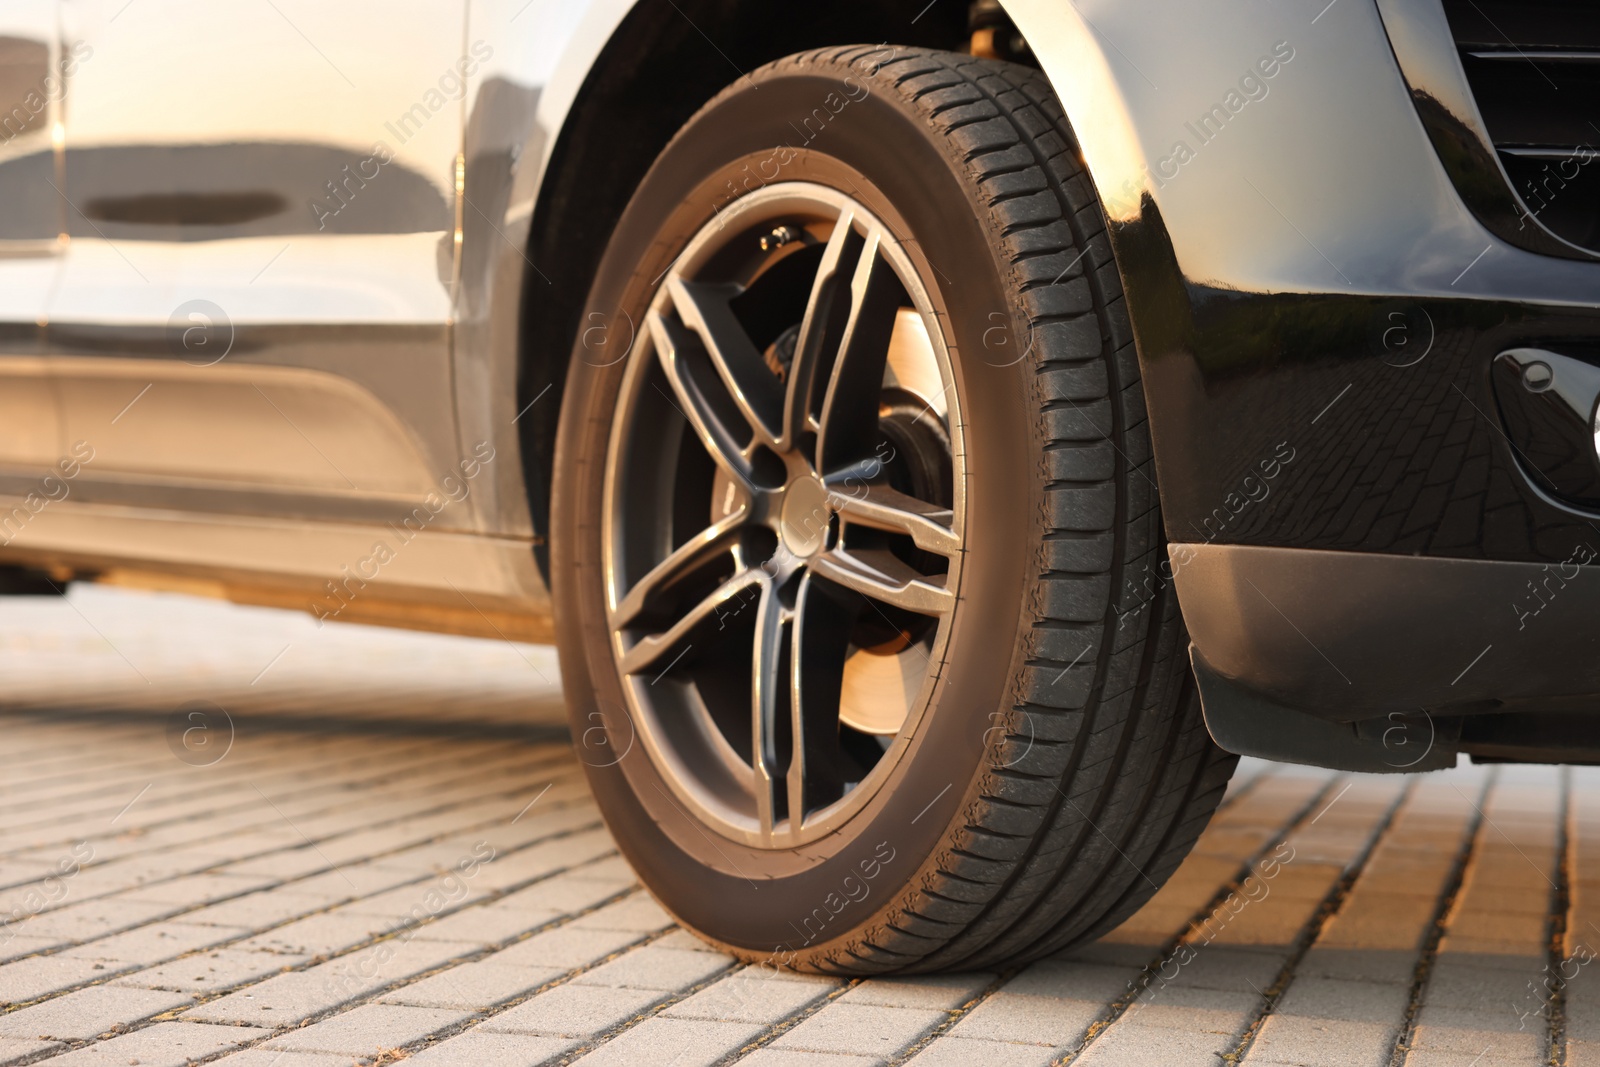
xmin=779 ymin=476 xmax=831 ymax=558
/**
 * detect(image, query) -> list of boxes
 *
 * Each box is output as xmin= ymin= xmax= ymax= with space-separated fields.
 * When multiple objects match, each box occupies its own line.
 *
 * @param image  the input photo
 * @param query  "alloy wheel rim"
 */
xmin=602 ymin=183 xmax=966 ymax=849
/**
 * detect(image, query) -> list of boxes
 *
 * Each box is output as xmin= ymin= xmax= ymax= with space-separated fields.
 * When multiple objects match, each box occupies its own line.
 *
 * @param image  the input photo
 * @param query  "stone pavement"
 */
xmin=0 ymin=584 xmax=1590 ymax=1066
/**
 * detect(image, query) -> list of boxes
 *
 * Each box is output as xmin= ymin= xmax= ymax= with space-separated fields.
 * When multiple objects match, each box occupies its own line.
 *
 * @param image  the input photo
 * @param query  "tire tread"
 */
xmin=773 ymin=47 xmax=1239 ymax=973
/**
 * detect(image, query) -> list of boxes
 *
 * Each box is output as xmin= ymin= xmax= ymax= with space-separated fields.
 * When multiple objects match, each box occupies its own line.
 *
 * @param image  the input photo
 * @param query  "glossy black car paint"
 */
xmin=990 ymin=0 xmax=1600 ymax=760
xmin=1108 ymin=122 xmax=1600 ymax=564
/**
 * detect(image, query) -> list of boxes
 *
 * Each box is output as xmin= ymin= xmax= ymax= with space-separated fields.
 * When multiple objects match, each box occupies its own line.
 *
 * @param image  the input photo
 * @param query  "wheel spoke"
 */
xmin=610 ymin=510 xmax=749 ymax=631
xmin=815 ymin=229 xmax=905 ymax=476
xmin=781 ymin=213 xmax=864 ymax=449
xmin=666 ymin=275 xmax=785 ymax=446
xmin=811 ymin=546 xmax=954 ymax=617
xmin=605 ymin=186 xmax=967 ymax=850
xmin=787 ymin=573 xmax=852 ymax=827
xmin=827 ymin=482 xmax=959 ymax=557
xmin=751 ymin=582 xmax=786 ymax=841
xmin=617 ymin=568 xmax=765 ymax=678
xmin=648 ymin=309 xmax=757 ymax=489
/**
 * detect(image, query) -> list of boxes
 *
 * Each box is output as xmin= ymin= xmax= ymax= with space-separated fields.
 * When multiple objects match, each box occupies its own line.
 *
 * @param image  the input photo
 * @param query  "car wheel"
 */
xmin=551 ymin=46 xmax=1237 ymax=974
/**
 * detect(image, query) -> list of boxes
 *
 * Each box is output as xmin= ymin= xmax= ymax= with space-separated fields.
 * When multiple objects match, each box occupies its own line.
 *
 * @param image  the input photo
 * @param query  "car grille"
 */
xmin=1441 ymin=0 xmax=1600 ymax=252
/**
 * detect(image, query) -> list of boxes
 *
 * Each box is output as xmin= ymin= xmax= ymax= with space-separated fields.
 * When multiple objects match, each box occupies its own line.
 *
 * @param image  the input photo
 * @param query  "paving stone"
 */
xmin=1317 ymin=895 xmax=1436 ymax=951
xmin=1410 ymin=1004 xmax=1542 ymax=1056
xmin=60 ymin=921 xmax=250 ymax=964
xmin=489 ymin=925 xmax=645 ymax=970
xmin=27 ymin=1021 xmax=270 ymax=1066
xmin=1159 ymin=945 xmax=1285 ymax=994
xmin=112 ymin=948 xmax=309 ymax=993
xmin=496 ymin=875 xmax=630 ymax=915
xmin=116 ymin=872 xmax=278 ymax=908
xmin=774 ymin=1003 xmax=947 ymax=1057
xmin=1564 ymin=1038 xmax=1600 ymax=1067
xmin=0 ymin=1039 xmax=62 ymax=1063
xmin=1442 ymin=916 xmax=1548 ymax=951
xmin=1248 ymin=1011 xmax=1398 ymax=1067
xmin=950 ymin=989 xmax=1103 ymax=1047
xmin=0 ymin=985 xmax=192 ymax=1041
xmin=1424 ymin=955 xmax=1544 ymax=1014
xmin=381 ymin=961 xmax=563 ymax=1010
xmin=182 ymin=892 xmax=334 ymax=929
xmin=1270 ymin=975 xmax=1409 ymax=1023
xmin=0 ymin=954 xmax=131 ymax=1006
xmin=739 ymin=1051 xmax=881 ymax=1066
xmin=338 ymin=881 xmax=498 ymax=919
xmin=1075 ymin=1020 xmax=1236 ymax=1066
xmin=403 ymin=1030 xmax=580 ymax=1066
xmin=572 ymin=946 xmax=733 ymax=992
xmin=838 ymin=973 xmax=992 ymax=1011
xmin=1052 ymin=941 xmax=1157 ymax=969
xmin=664 ymin=971 xmax=839 ymax=1024
xmin=572 ymin=1016 xmax=765 ymax=1066
xmin=408 ymin=904 xmax=563 ymax=945
xmin=999 ymin=961 xmax=1128 ymax=1001
xmin=0 ymin=936 xmax=71 ymax=964
xmin=905 ymin=1037 xmax=1059 ymax=1067
xmin=209 ymin=1050 xmax=367 ymax=1066
xmin=1400 ymin=1050 xmax=1513 ymax=1067
xmin=261 ymin=1003 xmax=470 ymax=1056
xmin=232 ymin=911 xmax=397 ymax=956
xmin=463 ymin=834 xmax=617 ymax=893
xmin=1414 ymin=1023 xmax=1536 ymax=1062
xmin=4 ymin=590 xmax=1588 ymax=1067
xmin=569 ymin=895 xmax=675 ymax=933
xmin=17 ymin=900 xmax=178 ymax=942
xmin=480 ymin=983 xmax=666 ymax=1038
xmin=650 ymin=929 xmax=726 ymax=954
xmin=1295 ymin=946 xmax=1419 ymax=986
xmin=184 ymin=939 xmax=479 ymax=1025
xmin=565 ymin=856 xmax=636 ymax=884
xmin=1571 ymin=1009 xmax=1600 ymax=1046
xmin=1117 ymin=984 xmax=1255 ymax=1033
xmin=291 ymin=865 xmax=438 ymax=898
xmin=218 ymin=852 xmax=353 ymax=882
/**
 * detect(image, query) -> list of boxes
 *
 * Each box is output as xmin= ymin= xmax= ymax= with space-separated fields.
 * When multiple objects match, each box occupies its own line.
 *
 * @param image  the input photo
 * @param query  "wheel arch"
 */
xmin=484 ymin=0 xmax=1471 ymax=588
xmin=502 ymin=1 xmax=974 ymax=581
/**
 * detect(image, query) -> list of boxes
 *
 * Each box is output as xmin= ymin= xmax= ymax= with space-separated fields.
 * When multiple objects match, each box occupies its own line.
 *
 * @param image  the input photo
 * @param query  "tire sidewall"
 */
xmin=552 ymin=54 xmax=1047 ymax=961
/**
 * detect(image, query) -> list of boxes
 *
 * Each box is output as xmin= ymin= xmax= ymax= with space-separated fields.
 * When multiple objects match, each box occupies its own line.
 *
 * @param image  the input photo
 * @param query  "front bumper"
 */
xmin=1006 ymin=1 xmax=1600 ymax=763
xmin=1177 ymin=543 xmax=1600 ymax=717
xmin=1177 ymin=542 xmax=1600 ymax=769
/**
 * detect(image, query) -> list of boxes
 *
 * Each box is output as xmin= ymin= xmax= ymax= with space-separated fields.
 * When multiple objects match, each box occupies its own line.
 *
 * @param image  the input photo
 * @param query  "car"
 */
xmin=0 ymin=0 xmax=1592 ymax=974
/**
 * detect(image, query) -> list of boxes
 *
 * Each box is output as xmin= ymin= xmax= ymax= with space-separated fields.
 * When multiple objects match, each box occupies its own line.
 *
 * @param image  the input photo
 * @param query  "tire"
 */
xmin=550 ymin=45 xmax=1237 ymax=974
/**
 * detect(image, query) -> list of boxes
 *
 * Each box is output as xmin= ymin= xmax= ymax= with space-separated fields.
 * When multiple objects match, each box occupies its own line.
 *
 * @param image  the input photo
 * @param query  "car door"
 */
xmin=47 ymin=0 xmax=471 ymax=527
xmin=0 ymin=1 xmax=66 ymax=486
